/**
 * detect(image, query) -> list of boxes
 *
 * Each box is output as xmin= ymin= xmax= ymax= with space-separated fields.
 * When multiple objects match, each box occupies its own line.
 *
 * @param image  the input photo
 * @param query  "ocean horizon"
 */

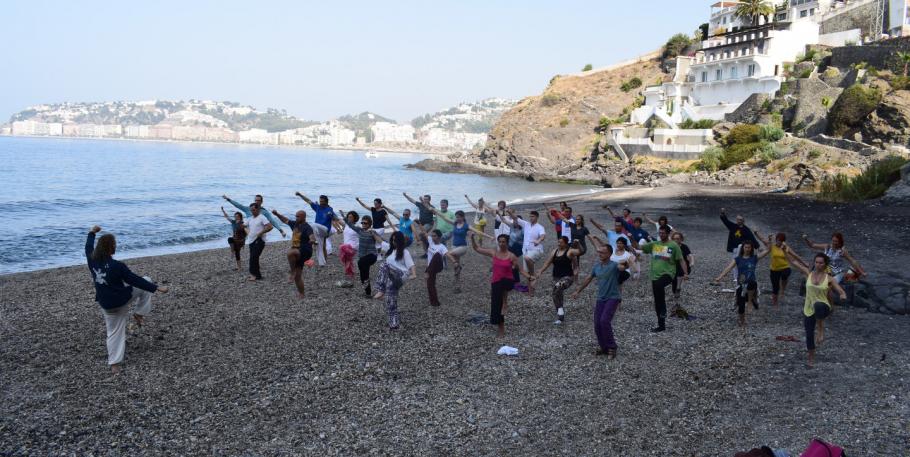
xmin=1 ymin=136 xmax=606 ymax=274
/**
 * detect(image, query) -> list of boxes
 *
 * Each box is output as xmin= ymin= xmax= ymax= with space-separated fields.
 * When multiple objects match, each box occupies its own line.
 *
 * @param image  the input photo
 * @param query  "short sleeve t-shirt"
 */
xmin=427 ymin=237 xmax=449 ymax=262
xmin=415 ymin=202 xmax=435 ymax=225
xmin=520 ymin=220 xmax=546 ymax=253
xmin=385 ymin=250 xmax=415 ymax=274
xmin=309 ymin=202 xmax=335 ymax=229
xmin=370 ymin=208 xmax=388 ymax=230
xmin=641 ymin=240 xmax=683 ymax=281
xmin=592 ymin=261 xmax=621 ymax=301
xmin=435 ymin=210 xmax=455 ymax=234
xmin=735 ymin=255 xmax=759 ymax=283
xmin=606 ymin=231 xmax=630 ymax=251
xmin=560 ymin=218 xmax=576 ymax=242
xmin=399 ymin=219 xmax=414 ymax=240
xmin=342 ymin=224 xmax=359 ymax=249
xmin=245 ymin=214 xmax=270 ymax=244
xmin=288 ymin=220 xmax=314 ymax=253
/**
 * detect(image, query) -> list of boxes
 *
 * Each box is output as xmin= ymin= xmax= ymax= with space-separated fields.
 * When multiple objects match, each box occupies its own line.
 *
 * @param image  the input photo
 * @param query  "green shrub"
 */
xmin=808 ymin=149 xmax=821 ymax=159
xmin=541 ymin=94 xmax=561 ymax=107
xmin=818 ymin=156 xmax=909 ymax=201
xmin=620 ymin=82 xmax=631 ymax=92
xmin=759 ymin=125 xmax=785 ymax=142
xmin=799 ymin=68 xmax=813 ymax=79
xmin=724 ymin=124 xmax=761 ymax=146
xmin=582 ymin=64 xmax=593 ymax=72
xmin=679 ymin=118 xmax=717 ymax=129
xmin=827 ymin=84 xmax=882 ymax=136
xmin=628 ymin=77 xmax=642 ymax=89
xmin=663 ymin=33 xmax=692 ymax=59
xmin=771 ymin=113 xmax=783 ymax=128
xmin=721 ymin=141 xmax=765 ymax=169
xmin=754 ymin=142 xmax=782 ymax=165
xmin=697 ymin=146 xmax=724 ymax=172
xmin=890 ymin=75 xmax=910 ymax=90
xmin=559 ymin=118 xmax=569 ymax=127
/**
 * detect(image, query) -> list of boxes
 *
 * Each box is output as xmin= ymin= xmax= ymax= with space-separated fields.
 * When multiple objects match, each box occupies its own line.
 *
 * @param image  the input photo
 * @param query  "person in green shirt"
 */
xmin=640 ymin=225 xmax=688 ymax=333
xmin=431 ymin=199 xmax=456 ymax=244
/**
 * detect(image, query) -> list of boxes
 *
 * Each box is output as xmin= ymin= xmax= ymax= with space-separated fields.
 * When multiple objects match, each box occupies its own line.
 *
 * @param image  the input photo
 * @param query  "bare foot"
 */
xmin=288 ymin=274 xmax=294 ymax=284
xmin=297 ymin=293 xmax=306 ymax=300
xmin=247 ymin=276 xmax=258 ymax=282
xmin=111 ymin=364 xmax=122 ymax=375
xmin=373 ymin=292 xmax=385 ymax=300
xmin=133 ymin=314 xmax=144 ymax=327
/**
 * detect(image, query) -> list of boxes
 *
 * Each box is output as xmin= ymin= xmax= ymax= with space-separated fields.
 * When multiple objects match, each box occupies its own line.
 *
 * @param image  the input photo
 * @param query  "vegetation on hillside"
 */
xmin=819 ymin=156 xmax=909 ymax=201
xmin=662 ymin=33 xmax=692 ymax=59
xmin=694 ymin=123 xmax=785 ymax=171
xmin=826 ymin=84 xmax=882 ymax=137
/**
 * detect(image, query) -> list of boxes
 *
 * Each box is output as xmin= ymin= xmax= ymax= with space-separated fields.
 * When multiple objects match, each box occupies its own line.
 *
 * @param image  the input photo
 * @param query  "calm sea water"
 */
xmin=1 ymin=136 xmax=604 ymax=274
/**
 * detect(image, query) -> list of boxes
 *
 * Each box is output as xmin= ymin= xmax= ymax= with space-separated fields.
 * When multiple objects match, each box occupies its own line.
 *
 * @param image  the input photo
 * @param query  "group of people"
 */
xmin=84 ymin=192 xmax=866 ymax=373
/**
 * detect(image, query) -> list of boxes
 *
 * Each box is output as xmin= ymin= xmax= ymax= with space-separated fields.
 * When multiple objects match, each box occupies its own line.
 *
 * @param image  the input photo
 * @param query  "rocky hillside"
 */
xmin=477 ymin=58 xmax=667 ymax=172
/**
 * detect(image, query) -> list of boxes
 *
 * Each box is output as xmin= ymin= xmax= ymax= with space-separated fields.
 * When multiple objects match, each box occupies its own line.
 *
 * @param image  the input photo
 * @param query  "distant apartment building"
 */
xmin=1 ymin=125 xmax=10 ymax=135
xmin=237 ymin=128 xmax=277 ymax=144
xmin=370 ymin=122 xmax=415 ymax=143
xmin=125 ymin=125 xmax=150 ymax=138
xmin=149 ymin=124 xmax=174 ymax=140
xmin=12 ymin=120 xmax=63 ymax=136
xmin=419 ymin=128 xmax=487 ymax=150
xmin=204 ymin=127 xmax=238 ymax=142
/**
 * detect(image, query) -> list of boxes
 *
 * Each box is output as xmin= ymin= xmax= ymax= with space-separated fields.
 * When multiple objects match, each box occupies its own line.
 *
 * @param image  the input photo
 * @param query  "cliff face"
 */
xmin=477 ymin=58 xmax=668 ymax=174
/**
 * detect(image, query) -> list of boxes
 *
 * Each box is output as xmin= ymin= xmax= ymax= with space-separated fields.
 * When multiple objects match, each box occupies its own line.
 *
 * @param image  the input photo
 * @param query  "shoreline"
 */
xmin=0 ymin=133 xmax=455 ymax=157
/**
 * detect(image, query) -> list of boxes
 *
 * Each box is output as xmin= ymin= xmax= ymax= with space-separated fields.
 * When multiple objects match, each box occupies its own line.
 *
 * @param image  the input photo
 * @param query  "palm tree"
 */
xmin=897 ymin=51 xmax=910 ymax=77
xmin=734 ymin=0 xmax=774 ymax=27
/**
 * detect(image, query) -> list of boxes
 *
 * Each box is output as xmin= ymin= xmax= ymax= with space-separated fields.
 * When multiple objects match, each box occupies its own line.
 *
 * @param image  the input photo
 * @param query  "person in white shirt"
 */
xmin=333 ymin=210 xmax=360 ymax=283
xmin=412 ymin=223 xmax=457 ymax=307
xmin=244 ymin=203 xmax=273 ymax=281
xmin=372 ymin=231 xmax=416 ymax=330
xmin=502 ymin=208 xmax=546 ymax=295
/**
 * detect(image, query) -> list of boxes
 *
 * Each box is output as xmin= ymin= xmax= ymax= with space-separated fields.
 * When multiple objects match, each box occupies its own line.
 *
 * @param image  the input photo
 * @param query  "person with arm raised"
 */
xmin=411 ymin=223 xmax=457 ymax=307
xmin=223 ymin=193 xmax=286 ymax=238
xmin=85 ymin=226 xmax=169 ymax=374
xmin=296 ymin=192 xmax=337 ymax=266
xmin=533 ymin=235 xmax=583 ymax=324
xmin=221 ymin=206 xmax=248 ymax=270
xmin=471 ymin=233 xmax=531 ymax=337
xmin=272 ymin=208 xmax=316 ymax=299
xmin=787 ymin=250 xmax=847 ymax=368
xmin=464 ymin=194 xmax=489 ymax=246
xmin=430 ymin=208 xmax=494 ymax=290
xmin=504 ymin=208 xmax=546 ymax=296
xmin=339 ymin=210 xmax=379 ymax=297
xmin=756 ymin=229 xmax=799 ymax=307
xmin=571 ymin=244 xmax=628 ymax=359
xmin=356 ymin=197 xmax=389 ymax=236
xmin=712 ymin=240 xmax=769 ymax=328
xmin=244 ymin=203 xmax=273 ymax=281
xmin=372 ymin=231 xmax=417 ymax=330
xmin=640 ymin=225 xmax=687 ymax=333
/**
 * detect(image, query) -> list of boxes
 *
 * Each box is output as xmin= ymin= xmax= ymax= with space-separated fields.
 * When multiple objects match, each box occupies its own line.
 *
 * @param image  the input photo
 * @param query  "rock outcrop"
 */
xmin=883 ymin=162 xmax=910 ymax=204
xmin=861 ymin=89 xmax=910 ymax=147
xmin=478 ymin=58 xmax=667 ymax=175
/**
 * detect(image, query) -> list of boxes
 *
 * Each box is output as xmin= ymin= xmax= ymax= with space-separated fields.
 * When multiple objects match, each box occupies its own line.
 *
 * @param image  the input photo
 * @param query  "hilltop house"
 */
xmin=632 ymin=0 xmax=870 ymax=125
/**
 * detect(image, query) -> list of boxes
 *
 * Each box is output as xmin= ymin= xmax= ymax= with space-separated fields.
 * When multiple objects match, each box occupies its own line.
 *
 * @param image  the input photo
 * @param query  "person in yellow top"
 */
xmin=755 ymin=230 xmax=804 ymax=308
xmin=787 ymin=251 xmax=847 ymax=368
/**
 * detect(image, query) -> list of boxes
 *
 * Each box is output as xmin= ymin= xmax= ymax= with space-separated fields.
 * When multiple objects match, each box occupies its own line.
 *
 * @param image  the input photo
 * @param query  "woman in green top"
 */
xmin=788 ymin=251 xmax=847 ymax=368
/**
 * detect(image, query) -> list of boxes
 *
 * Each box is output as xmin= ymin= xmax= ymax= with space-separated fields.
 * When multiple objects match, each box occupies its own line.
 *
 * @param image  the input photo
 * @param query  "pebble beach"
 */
xmin=1 ymin=185 xmax=907 ymax=456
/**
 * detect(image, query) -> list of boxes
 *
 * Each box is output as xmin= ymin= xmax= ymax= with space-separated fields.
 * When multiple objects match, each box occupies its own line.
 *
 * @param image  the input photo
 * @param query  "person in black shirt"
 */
xmin=85 ymin=226 xmax=169 ymax=374
xmin=272 ymin=209 xmax=316 ymax=299
xmin=670 ymin=231 xmax=694 ymax=317
xmin=356 ymin=197 xmax=389 ymax=235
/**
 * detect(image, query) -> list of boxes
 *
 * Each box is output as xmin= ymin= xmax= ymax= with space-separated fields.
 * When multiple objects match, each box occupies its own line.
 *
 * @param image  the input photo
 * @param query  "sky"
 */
xmin=0 ymin=1 xmax=706 ymax=123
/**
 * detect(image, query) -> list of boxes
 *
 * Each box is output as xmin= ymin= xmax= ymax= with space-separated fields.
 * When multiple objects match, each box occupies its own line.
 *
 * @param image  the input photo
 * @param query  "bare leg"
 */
xmin=807 ymin=349 xmax=815 ymax=368
xmin=816 ymin=319 xmax=825 ymax=345
xmin=779 ymin=279 xmax=788 ymax=306
xmin=293 ymin=266 xmax=305 ymax=299
xmin=286 ymin=250 xmax=299 ymax=283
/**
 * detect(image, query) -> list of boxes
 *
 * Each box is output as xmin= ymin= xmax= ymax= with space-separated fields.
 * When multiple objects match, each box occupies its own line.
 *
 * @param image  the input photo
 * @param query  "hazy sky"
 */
xmin=1 ymin=1 xmax=705 ymax=123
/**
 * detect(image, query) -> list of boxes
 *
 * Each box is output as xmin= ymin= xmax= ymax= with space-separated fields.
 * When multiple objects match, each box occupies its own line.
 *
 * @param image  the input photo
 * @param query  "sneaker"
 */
xmin=650 ymin=326 xmax=666 ymax=333
xmin=553 ymin=319 xmax=563 ymax=325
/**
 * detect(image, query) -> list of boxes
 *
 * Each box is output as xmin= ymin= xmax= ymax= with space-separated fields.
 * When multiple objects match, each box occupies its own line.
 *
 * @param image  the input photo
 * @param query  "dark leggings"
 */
xmin=770 ymin=268 xmax=791 ymax=295
xmin=358 ymin=254 xmax=377 ymax=284
xmin=804 ymin=302 xmax=831 ymax=350
xmin=248 ymin=238 xmax=265 ymax=279
xmin=490 ymin=279 xmax=514 ymax=325
xmin=228 ymin=237 xmax=244 ymax=261
xmin=426 ymin=253 xmax=443 ymax=306
xmin=736 ymin=280 xmax=758 ymax=314
xmin=651 ymin=275 xmax=674 ymax=321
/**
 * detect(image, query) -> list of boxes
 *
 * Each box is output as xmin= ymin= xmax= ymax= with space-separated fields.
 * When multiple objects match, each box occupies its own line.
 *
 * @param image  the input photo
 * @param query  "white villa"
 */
xmin=633 ymin=0 xmax=868 ymax=125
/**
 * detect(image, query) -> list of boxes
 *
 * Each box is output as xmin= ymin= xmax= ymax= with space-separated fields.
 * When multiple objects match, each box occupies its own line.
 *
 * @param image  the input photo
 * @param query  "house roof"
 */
xmin=711 ymin=1 xmax=739 ymax=7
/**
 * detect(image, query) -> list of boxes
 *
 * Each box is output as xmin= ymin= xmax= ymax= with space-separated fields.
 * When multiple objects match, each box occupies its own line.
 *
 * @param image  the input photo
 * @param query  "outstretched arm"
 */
xmin=535 ymin=249 xmax=556 ymax=279
xmin=464 ymin=195 xmax=480 ymax=210
xmin=642 ymin=212 xmax=657 ymax=225
xmin=801 ymin=234 xmax=826 ymax=250
xmin=712 ymin=259 xmax=736 ymax=283
xmin=786 ymin=250 xmax=811 ymax=276
xmin=829 ymin=276 xmax=848 ymax=301
xmin=429 ymin=206 xmax=455 ymax=226
xmin=295 ymin=191 xmax=314 ymax=205
xmin=85 ymin=226 xmax=101 ymax=261
xmin=468 ymin=227 xmax=495 ymax=240
xmin=223 ymin=195 xmax=251 ymax=216
xmin=355 ymin=197 xmax=372 ymax=212
xmin=403 ymin=192 xmax=419 ymax=205
xmin=383 ymin=205 xmax=401 ymax=219
xmin=271 ymin=209 xmax=290 ymax=225
xmin=605 ymin=206 xmax=617 ymax=218
xmin=719 ymin=208 xmax=736 ymax=231
xmin=221 ymin=207 xmax=231 ymax=222
xmin=571 ymin=274 xmax=596 ymax=299
xmin=841 ymin=248 xmax=866 ymax=277
xmin=588 ymin=234 xmax=605 ymax=249
xmin=260 ymin=207 xmax=286 ymax=236
xmin=470 ymin=233 xmax=495 ymax=257
xmin=589 ymin=217 xmax=607 ymax=235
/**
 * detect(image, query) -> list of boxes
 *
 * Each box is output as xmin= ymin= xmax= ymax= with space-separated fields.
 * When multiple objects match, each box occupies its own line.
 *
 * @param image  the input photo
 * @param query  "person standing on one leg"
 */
xmin=272 ymin=209 xmax=316 ymax=299
xmin=572 ymin=244 xmax=628 ymax=359
xmin=382 ymin=205 xmax=414 ymax=247
xmin=85 ymin=226 xmax=169 ymax=374
xmin=670 ymin=232 xmax=694 ymax=317
xmin=404 ymin=192 xmax=436 ymax=254
xmin=223 ymin=193 xmax=286 ymax=238
xmin=412 ymin=224 xmax=456 ymax=307
xmin=221 ymin=207 xmax=248 ymax=270
xmin=640 ymin=225 xmax=687 ymax=333
xmin=470 ymin=233 xmax=530 ymax=337
xmin=719 ymin=208 xmax=759 ymax=284
xmin=296 ymin=192 xmax=337 ymax=266
xmin=245 ymin=203 xmax=273 ymax=281
xmin=373 ymin=231 xmax=417 ymax=330
xmin=340 ymin=211 xmax=379 ymax=297
xmin=787 ymin=252 xmax=847 ymax=368
xmin=756 ymin=230 xmax=803 ymax=307
xmin=534 ymin=236 xmax=582 ymax=324
xmin=464 ymin=194 xmax=489 ymax=246
xmin=713 ymin=240 xmax=768 ymax=328
xmin=502 ymin=209 xmax=546 ymax=296
xmin=355 ymin=197 xmax=389 ymax=237
xmin=429 ymin=208 xmax=489 ymax=291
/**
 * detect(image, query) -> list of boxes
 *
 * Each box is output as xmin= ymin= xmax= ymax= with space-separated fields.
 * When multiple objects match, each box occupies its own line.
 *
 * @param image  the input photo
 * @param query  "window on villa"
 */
xmin=800 ymin=9 xmax=808 ymax=18
xmin=731 ymin=66 xmax=738 ymax=78
xmin=716 ymin=69 xmax=723 ymax=80
xmin=701 ymin=71 xmax=708 ymax=82
xmin=747 ymin=64 xmax=755 ymax=77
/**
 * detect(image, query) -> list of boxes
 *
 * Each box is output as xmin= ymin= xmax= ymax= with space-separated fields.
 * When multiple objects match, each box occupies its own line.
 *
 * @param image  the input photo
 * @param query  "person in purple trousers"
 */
xmin=572 ymin=244 xmax=627 ymax=359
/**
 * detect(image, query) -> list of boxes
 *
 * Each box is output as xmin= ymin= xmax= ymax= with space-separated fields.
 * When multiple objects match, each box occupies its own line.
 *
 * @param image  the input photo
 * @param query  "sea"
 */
xmin=1 ymin=136 xmax=606 ymax=274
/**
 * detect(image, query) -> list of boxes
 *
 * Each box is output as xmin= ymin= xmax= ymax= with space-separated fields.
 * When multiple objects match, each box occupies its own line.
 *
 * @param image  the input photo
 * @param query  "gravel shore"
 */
xmin=1 ymin=185 xmax=907 ymax=456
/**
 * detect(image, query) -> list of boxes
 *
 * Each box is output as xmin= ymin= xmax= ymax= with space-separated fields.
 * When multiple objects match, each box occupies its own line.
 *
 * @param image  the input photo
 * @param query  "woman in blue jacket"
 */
xmin=85 ymin=226 xmax=169 ymax=374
